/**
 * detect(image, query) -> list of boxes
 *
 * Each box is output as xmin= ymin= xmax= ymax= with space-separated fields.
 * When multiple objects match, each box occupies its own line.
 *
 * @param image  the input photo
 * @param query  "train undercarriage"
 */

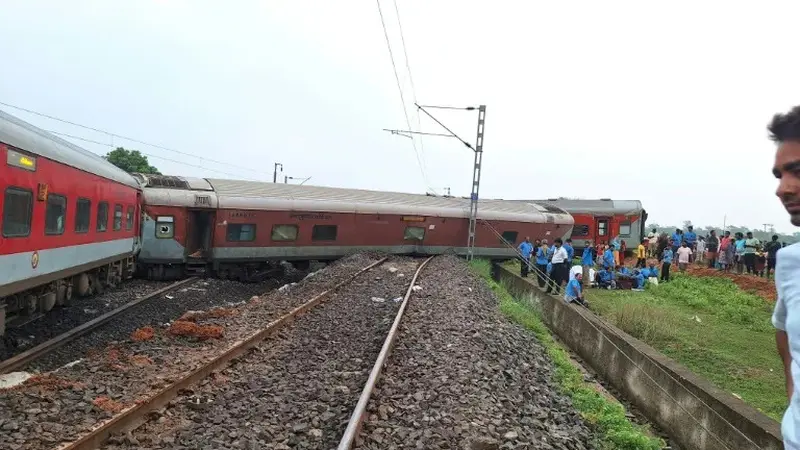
xmin=1 ymin=256 xmax=135 ymax=338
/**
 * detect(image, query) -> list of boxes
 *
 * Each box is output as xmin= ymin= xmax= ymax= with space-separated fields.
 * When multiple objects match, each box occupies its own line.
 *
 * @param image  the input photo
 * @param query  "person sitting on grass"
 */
xmin=632 ymin=269 xmax=645 ymax=291
xmin=617 ymin=265 xmax=631 ymax=276
xmin=644 ymin=262 xmax=659 ymax=280
xmin=565 ymin=273 xmax=589 ymax=307
xmin=596 ymin=267 xmax=615 ymax=289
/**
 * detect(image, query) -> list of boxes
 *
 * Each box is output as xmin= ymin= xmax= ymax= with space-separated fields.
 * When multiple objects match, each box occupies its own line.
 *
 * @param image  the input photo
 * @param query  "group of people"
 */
xmin=645 ymin=226 xmax=788 ymax=279
xmin=517 ymin=237 xmax=588 ymax=306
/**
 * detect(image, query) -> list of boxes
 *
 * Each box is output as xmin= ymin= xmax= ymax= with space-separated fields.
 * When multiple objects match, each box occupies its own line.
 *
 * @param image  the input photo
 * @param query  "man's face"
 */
xmin=774 ymin=140 xmax=800 ymax=226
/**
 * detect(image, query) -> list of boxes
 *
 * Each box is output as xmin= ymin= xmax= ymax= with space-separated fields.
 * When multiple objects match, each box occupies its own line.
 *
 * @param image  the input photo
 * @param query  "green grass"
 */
xmin=469 ymin=259 xmax=664 ymax=450
xmin=573 ymin=269 xmax=785 ymax=421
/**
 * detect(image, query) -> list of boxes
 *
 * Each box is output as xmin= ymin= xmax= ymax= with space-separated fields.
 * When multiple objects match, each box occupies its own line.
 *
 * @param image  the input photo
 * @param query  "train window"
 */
xmin=97 ymin=202 xmax=109 ymax=232
xmin=45 ymin=193 xmax=67 ymax=235
xmin=75 ymin=198 xmax=91 ymax=233
xmin=271 ymin=224 xmax=298 ymax=241
xmin=2 ymin=187 xmax=33 ymax=237
xmin=227 ymin=224 xmax=256 ymax=242
xmin=404 ymin=226 xmax=425 ymax=241
xmin=619 ymin=222 xmax=632 ymax=236
xmin=126 ymin=206 xmax=134 ymax=231
xmin=500 ymin=231 xmax=518 ymax=244
xmin=113 ymin=204 xmax=123 ymax=231
xmin=571 ymin=225 xmax=590 ymax=237
xmin=155 ymin=216 xmax=174 ymax=239
xmin=597 ymin=220 xmax=608 ymax=237
xmin=312 ymin=225 xmax=337 ymax=241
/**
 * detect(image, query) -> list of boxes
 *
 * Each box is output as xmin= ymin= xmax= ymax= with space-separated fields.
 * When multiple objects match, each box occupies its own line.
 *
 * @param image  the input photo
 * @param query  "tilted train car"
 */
xmin=135 ymin=175 xmax=574 ymax=280
xmin=525 ymin=198 xmax=647 ymax=251
xmin=0 ymin=110 xmax=142 ymax=336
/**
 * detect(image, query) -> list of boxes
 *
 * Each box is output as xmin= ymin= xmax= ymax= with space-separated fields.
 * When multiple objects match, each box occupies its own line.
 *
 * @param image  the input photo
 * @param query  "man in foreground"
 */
xmin=769 ymin=105 xmax=800 ymax=449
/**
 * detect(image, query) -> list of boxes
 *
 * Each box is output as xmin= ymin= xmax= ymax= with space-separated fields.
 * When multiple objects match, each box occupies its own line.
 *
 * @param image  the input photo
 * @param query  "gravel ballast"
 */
xmin=107 ymin=256 xmax=419 ymax=450
xmin=1 ymin=279 xmax=174 ymax=362
xmin=356 ymin=255 xmax=597 ymax=449
xmin=0 ymin=253 xmax=384 ymax=450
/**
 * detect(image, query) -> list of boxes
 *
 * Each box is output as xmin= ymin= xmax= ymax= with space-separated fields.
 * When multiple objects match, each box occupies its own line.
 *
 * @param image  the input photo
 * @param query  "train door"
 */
xmin=186 ymin=210 xmax=215 ymax=259
xmin=595 ymin=216 xmax=610 ymax=245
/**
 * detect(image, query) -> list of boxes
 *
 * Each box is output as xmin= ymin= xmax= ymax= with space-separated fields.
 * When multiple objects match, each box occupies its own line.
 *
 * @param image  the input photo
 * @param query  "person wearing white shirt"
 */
xmin=546 ymin=238 xmax=569 ymax=295
xmin=768 ymin=105 xmax=800 ymax=449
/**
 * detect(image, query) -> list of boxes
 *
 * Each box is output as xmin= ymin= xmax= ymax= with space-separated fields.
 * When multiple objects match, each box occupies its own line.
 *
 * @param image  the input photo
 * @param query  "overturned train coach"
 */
xmin=133 ymin=174 xmax=575 ymax=280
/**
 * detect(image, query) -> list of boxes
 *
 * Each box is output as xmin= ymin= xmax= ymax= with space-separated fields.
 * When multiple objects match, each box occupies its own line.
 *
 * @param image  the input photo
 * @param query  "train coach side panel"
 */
xmin=210 ymin=208 xmax=569 ymax=261
xmin=138 ymin=205 xmax=189 ymax=263
xmin=0 ymin=144 xmax=139 ymax=296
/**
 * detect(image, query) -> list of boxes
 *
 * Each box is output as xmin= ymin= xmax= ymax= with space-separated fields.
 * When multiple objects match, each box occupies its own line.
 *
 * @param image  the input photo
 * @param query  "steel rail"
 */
xmin=337 ymin=255 xmax=435 ymax=449
xmin=57 ymin=257 xmax=389 ymax=450
xmin=0 ymin=277 xmax=198 ymax=375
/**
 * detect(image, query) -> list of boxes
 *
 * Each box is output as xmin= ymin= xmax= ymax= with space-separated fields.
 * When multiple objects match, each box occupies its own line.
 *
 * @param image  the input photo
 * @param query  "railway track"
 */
xmin=0 ymin=278 xmax=198 ymax=375
xmin=50 ymin=256 xmax=403 ymax=450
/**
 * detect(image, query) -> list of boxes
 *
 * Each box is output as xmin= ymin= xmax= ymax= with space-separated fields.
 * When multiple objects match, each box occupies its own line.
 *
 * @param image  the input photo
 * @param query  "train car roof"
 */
xmin=0 ymin=109 xmax=140 ymax=189
xmin=143 ymin=177 xmax=573 ymax=224
xmin=522 ymin=198 xmax=644 ymax=215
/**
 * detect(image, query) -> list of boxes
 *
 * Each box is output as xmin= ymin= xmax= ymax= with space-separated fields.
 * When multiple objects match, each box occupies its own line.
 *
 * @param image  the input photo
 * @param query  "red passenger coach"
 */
xmin=0 ymin=110 xmax=141 ymax=336
xmin=136 ymin=175 xmax=574 ymax=280
xmin=527 ymin=199 xmax=647 ymax=251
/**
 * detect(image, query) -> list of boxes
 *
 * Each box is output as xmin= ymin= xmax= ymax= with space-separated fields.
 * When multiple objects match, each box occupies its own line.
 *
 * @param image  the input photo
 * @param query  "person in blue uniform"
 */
xmin=632 ymin=269 xmax=645 ymax=291
xmin=662 ymin=244 xmax=674 ymax=282
xmin=596 ymin=268 xmax=615 ymax=289
xmin=518 ymin=237 xmax=533 ymax=278
xmin=565 ymin=273 xmax=588 ymax=307
xmin=603 ymin=246 xmax=615 ymax=270
xmin=671 ymin=229 xmax=683 ymax=255
xmin=535 ymin=241 xmax=550 ymax=288
xmin=564 ymin=239 xmax=575 ymax=263
xmin=581 ymin=241 xmax=595 ymax=288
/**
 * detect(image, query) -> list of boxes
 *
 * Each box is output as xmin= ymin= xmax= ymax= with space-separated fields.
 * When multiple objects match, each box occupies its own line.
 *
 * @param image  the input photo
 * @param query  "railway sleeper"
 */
xmin=1 ymin=257 xmax=134 ymax=336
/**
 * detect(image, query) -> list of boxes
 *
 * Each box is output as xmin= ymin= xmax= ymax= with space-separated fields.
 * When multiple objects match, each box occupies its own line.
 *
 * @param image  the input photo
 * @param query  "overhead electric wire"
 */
xmin=391 ymin=0 xmax=429 ymax=176
xmin=46 ymin=129 xmax=250 ymax=179
xmin=375 ymin=0 xmax=434 ymax=194
xmin=0 ymin=100 xmax=270 ymax=178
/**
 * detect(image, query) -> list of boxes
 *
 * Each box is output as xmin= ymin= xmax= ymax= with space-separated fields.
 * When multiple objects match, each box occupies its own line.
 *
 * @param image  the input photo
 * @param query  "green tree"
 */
xmin=103 ymin=147 xmax=160 ymax=174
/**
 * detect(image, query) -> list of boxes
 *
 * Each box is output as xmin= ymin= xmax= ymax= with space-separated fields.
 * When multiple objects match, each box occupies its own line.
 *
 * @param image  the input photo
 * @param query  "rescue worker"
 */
xmin=684 ymin=225 xmax=698 ymax=261
xmin=535 ymin=241 xmax=549 ymax=288
xmin=565 ymin=273 xmax=588 ymax=307
xmin=518 ymin=237 xmax=533 ymax=278
xmin=603 ymin=245 xmax=615 ymax=270
xmin=581 ymin=241 xmax=594 ymax=289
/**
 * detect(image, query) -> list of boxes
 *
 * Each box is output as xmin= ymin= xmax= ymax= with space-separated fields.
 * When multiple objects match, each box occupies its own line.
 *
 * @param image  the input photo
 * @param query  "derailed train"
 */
xmin=0 ymin=108 xmax=578 ymax=335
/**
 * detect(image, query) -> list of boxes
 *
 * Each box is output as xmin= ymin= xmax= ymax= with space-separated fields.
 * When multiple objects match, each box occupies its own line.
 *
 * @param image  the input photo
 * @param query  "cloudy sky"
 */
xmin=2 ymin=1 xmax=799 ymax=232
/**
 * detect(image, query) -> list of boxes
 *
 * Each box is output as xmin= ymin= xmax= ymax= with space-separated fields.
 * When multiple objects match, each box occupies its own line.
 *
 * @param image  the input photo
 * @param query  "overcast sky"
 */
xmin=2 ymin=1 xmax=799 ymax=233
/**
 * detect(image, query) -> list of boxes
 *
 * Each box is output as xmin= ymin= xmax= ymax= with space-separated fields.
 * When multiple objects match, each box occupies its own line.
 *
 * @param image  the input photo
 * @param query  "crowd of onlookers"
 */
xmin=515 ymin=225 xmax=791 ymax=306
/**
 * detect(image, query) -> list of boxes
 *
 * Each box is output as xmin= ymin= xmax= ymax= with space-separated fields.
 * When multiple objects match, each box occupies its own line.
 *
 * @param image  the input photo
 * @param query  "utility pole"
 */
xmin=386 ymin=103 xmax=486 ymax=261
xmin=763 ymin=223 xmax=774 ymax=233
xmin=443 ymin=187 xmax=451 ymax=196
xmin=273 ymin=162 xmax=283 ymax=183
xmin=466 ymin=105 xmax=486 ymax=261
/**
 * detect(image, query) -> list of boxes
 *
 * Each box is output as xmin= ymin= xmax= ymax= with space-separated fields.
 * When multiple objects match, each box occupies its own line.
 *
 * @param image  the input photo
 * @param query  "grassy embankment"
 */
xmin=586 ymin=271 xmax=786 ymax=421
xmin=469 ymin=259 xmax=664 ymax=450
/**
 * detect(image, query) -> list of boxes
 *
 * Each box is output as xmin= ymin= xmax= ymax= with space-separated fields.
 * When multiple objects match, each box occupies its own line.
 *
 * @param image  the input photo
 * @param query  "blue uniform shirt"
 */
xmin=671 ymin=233 xmax=682 ymax=248
xmin=536 ymin=247 xmax=549 ymax=265
xmin=634 ymin=273 xmax=645 ymax=288
xmin=684 ymin=231 xmax=697 ymax=246
xmin=582 ymin=248 xmax=594 ymax=267
xmin=598 ymin=269 xmax=612 ymax=283
xmin=565 ymin=278 xmax=582 ymax=299
xmin=603 ymin=249 xmax=615 ymax=268
xmin=564 ymin=243 xmax=574 ymax=261
xmin=663 ymin=248 xmax=674 ymax=264
xmin=518 ymin=241 xmax=533 ymax=259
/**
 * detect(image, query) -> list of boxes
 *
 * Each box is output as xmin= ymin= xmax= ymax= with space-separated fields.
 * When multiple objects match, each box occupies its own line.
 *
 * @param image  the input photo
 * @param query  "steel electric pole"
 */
xmin=273 ymin=162 xmax=283 ymax=183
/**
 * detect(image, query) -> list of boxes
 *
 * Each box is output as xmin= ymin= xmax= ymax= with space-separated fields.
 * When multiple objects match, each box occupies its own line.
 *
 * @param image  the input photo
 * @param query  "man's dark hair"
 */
xmin=768 ymin=105 xmax=800 ymax=142
xmin=566 ymin=238 xmax=572 ymax=243
xmin=554 ymin=238 xmax=563 ymax=244
xmin=773 ymin=234 xmax=779 ymax=241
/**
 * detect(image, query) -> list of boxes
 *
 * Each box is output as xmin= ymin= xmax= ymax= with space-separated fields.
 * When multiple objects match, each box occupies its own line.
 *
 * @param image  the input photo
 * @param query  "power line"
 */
xmin=0 ymin=100 xmax=270 ymax=177
xmin=375 ymin=0 xmax=433 ymax=193
xmin=392 ymin=0 xmax=429 ymax=176
xmin=46 ymin=129 xmax=249 ymax=179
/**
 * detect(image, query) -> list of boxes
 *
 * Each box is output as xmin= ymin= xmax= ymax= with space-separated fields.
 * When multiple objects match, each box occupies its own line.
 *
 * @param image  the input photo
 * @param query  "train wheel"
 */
xmin=74 ymin=274 xmax=91 ymax=297
xmin=64 ymin=285 xmax=73 ymax=305
xmin=56 ymin=284 xmax=67 ymax=306
xmin=92 ymin=274 xmax=105 ymax=295
xmin=39 ymin=292 xmax=57 ymax=312
xmin=24 ymin=295 xmax=36 ymax=315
